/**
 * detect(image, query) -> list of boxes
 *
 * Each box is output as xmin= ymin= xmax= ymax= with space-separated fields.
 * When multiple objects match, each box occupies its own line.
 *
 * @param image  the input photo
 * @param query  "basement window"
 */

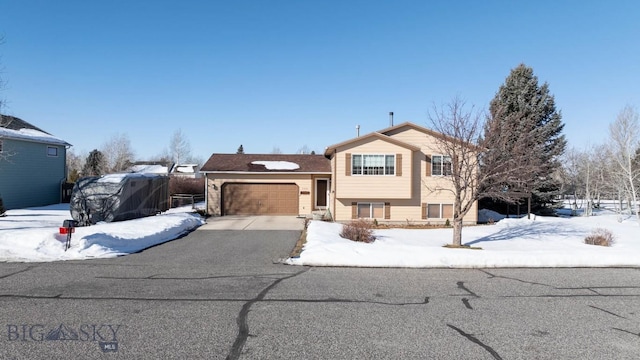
xmin=357 ymin=202 xmax=385 ymax=218
xmin=427 ymin=203 xmax=453 ymax=219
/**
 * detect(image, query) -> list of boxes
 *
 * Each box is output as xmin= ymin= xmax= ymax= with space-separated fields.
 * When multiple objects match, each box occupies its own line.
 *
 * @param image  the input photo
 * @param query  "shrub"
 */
xmin=444 ymin=218 xmax=451 ymax=227
xmin=584 ymin=228 xmax=615 ymax=247
xmin=169 ymin=177 xmax=205 ymax=195
xmin=340 ymin=219 xmax=375 ymax=243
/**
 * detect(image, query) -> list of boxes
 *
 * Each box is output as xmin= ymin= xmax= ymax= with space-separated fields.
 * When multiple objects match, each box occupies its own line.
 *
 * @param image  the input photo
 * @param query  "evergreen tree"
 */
xmin=484 ymin=64 xmax=567 ymax=213
xmin=82 ymin=149 xmax=107 ymax=177
xmin=236 ymin=145 xmax=244 ymax=154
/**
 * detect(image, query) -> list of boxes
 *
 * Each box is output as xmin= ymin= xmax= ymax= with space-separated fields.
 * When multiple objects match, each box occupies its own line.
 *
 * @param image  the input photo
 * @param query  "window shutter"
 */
xmin=421 ymin=203 xmax=427 ymax=219
xmin=395 ymin=154 xmax=402 ymax=176
xmin=345 ymin=153 xmax=352 ymax=176
xmin=351 ymin=202 xmax=357 ymax=219
xmin=425 ymin=155 xmax=431 ymax=176
xmin=384 ymin=202 xmax=390 ymax=219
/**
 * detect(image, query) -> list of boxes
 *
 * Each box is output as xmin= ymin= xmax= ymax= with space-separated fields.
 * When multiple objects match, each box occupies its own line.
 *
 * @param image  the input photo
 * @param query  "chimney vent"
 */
xmin=356 ymin=124 xmax=360 ymax=137
xmin=389 ymin=112 xmax=394 ymax=126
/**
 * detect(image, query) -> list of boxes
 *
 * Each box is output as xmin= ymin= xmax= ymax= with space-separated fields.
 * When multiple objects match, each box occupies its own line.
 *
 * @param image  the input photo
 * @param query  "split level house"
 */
xmin=0 ymin=115 xmax=71 ymax=209
xmin=201 ymin=122 xmax=478 ymax=224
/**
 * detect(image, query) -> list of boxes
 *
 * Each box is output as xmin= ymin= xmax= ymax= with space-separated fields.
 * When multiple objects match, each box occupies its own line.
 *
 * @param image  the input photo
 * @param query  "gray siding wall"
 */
xmin=0 ymin=138 xmax=67 ymax=209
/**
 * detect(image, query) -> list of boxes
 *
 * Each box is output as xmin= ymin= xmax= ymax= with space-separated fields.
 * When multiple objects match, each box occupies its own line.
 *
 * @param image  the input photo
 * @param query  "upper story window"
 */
xmin=352 ymin=154 xmax=395 ymax=175
xmin=47 ymin=146 xmax=59 ymax=157
xmin=432 ymin=155 xmax=452 ymax=176
xmin=0 ymin=140 xmax=3 ymax=153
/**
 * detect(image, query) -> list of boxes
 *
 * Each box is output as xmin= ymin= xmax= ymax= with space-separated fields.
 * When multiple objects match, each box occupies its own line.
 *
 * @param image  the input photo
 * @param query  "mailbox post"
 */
xmin=60 ymin=220 xmax=76 ymax=251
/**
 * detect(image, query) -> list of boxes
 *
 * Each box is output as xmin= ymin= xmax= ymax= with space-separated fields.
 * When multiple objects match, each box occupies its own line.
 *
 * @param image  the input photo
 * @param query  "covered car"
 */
xmin=70 ymin=173 xmax=170 ymax=226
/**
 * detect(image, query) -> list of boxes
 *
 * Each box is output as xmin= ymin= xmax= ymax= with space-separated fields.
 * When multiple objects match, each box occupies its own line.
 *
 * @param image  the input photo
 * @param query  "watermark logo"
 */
xmin=7 ymin=324 xmax=122 ymax=353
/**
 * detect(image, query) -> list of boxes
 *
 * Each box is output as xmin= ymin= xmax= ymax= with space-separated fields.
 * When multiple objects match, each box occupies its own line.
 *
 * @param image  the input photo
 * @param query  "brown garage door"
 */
xmin=222 ymin=183 xmax=299 ymax=215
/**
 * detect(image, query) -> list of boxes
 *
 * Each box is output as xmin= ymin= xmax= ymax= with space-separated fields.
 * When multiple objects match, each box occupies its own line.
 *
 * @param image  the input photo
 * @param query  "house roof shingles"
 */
xmin=0 ymin=114 xmax=71 ymax=146
xmin=201 ymin=154 xmax=331 ymax=173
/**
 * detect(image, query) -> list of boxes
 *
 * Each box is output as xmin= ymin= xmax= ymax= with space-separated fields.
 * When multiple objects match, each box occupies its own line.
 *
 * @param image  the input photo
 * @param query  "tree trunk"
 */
xmin=453 ymin=218 xmax=463 ymax=246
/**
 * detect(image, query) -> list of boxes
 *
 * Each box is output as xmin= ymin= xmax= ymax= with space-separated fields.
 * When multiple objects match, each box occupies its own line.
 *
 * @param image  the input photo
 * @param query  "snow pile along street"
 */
xmin=287 ymin=209 xmax=640 ymax=268
xmin=0 ymin=204 xmax=204 ymax=262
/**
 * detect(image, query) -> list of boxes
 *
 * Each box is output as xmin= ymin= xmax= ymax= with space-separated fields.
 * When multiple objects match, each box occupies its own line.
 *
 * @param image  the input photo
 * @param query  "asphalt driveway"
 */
xmin=198 ymin=215 xmax=306 ymax=231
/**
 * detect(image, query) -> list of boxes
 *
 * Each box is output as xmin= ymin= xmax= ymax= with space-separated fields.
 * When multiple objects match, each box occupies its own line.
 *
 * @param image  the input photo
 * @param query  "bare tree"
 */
xmin=169 ymin=129 xmax=192 ymax=165
xmin=297 ymin=145 xmax=313 ymax=154
xmin=426 ymin=99 xmax=485 ymax=246
xmin=101 ymin=133 xmax=135 ymax=172
xmin=271 ymin=146 xmax=282 ymax=154
xmin=561 ymin=146 xmax=604 ymax=216
xmin=608 ymin=105 xmax=640 ymax=222
xmin=428 ymin=98 xmax=543 ymax=246
xmin=66 ymin=149 xmax=85 ymax=182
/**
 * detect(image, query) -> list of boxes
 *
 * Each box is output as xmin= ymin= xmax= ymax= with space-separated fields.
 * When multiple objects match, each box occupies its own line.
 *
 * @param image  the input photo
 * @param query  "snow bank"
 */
xmin=0 ymin=204 xmax=204 ymax=262
xmin=286 ymin=211 xmax=640 ymax=268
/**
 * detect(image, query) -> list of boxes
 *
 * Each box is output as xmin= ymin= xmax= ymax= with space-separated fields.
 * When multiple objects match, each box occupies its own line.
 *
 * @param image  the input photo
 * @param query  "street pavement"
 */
xmin=0 ymin=223 xmax=639 ymax=359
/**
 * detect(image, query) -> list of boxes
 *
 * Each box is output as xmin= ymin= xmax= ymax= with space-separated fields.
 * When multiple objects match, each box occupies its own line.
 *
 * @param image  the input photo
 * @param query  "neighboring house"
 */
xmin=170 ymin=163 xmax=202 ymax=178
xmin=128 ymin=161 xmax=174 ymax=175
xmin=201 ymin=122 xmax=478 ymax=224
xmin=0 ymin=115 xmax=71 ymax=210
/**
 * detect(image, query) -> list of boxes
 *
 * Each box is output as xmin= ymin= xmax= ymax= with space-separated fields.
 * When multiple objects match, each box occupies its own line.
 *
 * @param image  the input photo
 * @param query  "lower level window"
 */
xmin=358 ymin=202 xmax=384 ymax=218
xmin=427 ymin=203 xmax=453 ymax=219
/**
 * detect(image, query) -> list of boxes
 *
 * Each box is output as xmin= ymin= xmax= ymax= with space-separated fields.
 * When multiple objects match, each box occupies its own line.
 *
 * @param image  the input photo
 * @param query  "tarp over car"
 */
xmin=70 ymin=173 xmax=170 ymax=226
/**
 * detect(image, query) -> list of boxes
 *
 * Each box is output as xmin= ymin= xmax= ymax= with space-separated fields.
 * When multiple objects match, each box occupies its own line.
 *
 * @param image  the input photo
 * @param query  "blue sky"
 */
xmin=1 ymin=0 xmax=638 ymax=161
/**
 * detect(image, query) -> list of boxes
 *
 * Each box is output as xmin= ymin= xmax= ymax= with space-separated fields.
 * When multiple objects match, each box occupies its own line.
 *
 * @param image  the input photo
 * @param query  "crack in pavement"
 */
xmin=462 ymin=298 xmax=473 ymax=309
xmin=226 ymin=268 xmax=310 ymax=360
xmin=447 ymin=324 xmax=503 ymax=360
xmin=478 ymin=269 xmax=552 ymax=287
xmin=612 ymin=328 xmax=640 ymax=337
xmin=0 ymin=294 xmax=431 ymax=306
xmin=456 ymin=281 xmax=479 ymax=298
xmin=588 ymin=305 xmax=628 ymax=319
xmin=95 ymin=273 xmax=292 ymax=280
xmin=455 ymin=281 xmax=479 ymax=309
xmin=0 ymin=266 xmax=36 ymax=279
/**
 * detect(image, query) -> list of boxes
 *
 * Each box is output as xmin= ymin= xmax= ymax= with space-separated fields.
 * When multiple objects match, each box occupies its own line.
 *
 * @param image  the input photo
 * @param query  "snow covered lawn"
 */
xmin=286 ymin=210 xmax=640 ymax=268
xmin=0 ymin=204 xmax=204 ymax=262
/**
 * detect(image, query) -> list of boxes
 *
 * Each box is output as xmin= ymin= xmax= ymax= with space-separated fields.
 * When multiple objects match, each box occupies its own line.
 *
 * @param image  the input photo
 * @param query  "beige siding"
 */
xmin=206 ymin=173 xmax=315 ymax=216
xmin=333 ymin=138 xmax=413 ymax=199
xmin=331 ymin=126 xmax=478 ymax=224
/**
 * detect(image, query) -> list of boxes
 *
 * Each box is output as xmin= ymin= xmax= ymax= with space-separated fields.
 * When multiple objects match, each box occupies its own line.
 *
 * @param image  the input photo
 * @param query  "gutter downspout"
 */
xmin=332 ymin=149 xmax=337 ymax=221
xmin=204 ymin=173 xmax=209 ymax=216
xmin=60 ymin=145 xmax=71 ymax=203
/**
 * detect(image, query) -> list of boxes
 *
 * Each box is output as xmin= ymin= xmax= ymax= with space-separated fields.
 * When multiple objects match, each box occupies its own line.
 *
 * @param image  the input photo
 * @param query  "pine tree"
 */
xmin=484 ymin=64 xmax=567 ymax=213
xmin=236 ymin=145 xmax=244 ymax=154
xmin=82 ymin=149 xmax=107 ymax=177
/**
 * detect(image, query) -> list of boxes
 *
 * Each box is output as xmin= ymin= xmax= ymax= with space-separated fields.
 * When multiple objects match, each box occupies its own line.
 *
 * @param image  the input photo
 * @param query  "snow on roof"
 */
xmin=96 ymin=173 xmax=166 ymax=183
xmin=0 ymin=127 xmax=70 ymax=146
xmin=174 ymin=164 xmax=198 ymax=173
xmin=130 ymin=164 xmax=170 ymax=174
xmin=251 ymin=161 xmax=300 ymax=170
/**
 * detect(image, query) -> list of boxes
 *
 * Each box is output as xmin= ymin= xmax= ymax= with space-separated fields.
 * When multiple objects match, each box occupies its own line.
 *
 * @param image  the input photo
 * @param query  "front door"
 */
xmin=315 ymin=179 xmax=329 ymax=209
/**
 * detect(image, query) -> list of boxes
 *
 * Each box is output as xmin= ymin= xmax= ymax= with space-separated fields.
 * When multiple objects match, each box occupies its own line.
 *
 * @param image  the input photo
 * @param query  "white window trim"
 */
xmin=431 ymin=154 xmax=452 ymax=176
xmin=351 ymin=154 xmax=395 ymax=176
xmin=47 ymin=146 xmax=59 ymax=157
xmin=357 ymin=202 xmax=385 ymax=219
